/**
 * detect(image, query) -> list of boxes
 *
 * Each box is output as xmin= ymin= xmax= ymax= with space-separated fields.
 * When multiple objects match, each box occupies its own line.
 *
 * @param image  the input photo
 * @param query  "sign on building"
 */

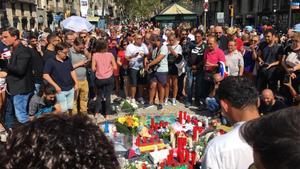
xmin=217 ymin=12 xmax=224 ymax=23
xmin=80 ymin=0 xmax=89 ymax=17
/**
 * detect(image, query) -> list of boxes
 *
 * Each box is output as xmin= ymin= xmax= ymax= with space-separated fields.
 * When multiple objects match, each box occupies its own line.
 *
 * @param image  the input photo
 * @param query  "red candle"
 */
xmin=160 ymin=160 xmax=165 ymax=168
xmin=185 ymin=149 xmax=190 ymax=163
xmin=187 ymin=115 xmax=191 ymax=123
xmin=179 ymin=150 xmax=185 ymax=163
xmin=179 ymin=111 xmax=183 ymax=124
xmin=150 ymin=137 xmax=154 ymax=144
xmin=136 ymin=136 xmax=141 ymax=146
xmin=142 ymin=163 xmax=147 ymax=169
xmin=143 ymin=137 xmax=147 ymax=144
xmin=151 ymin=117 xmax=155 ymax=128
xmin=183 ymin=112 xmax=187 ymax=120
xmin=167 ymin=149 xmax=173 ymax=165
xmin=191 ymin=151 xmax=196 ymax=165
xmin=193 ymin=126 xmax=198 ymax=141
xmin=159 ymin=121 xmax=163 ymax=127
xmin=183 ymin=137 xmax=187 ymax=147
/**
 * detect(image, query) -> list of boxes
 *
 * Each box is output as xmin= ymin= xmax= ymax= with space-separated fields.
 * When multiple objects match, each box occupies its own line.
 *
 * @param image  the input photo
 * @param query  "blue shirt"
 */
xmin=43 ymin=57 xmax=74 ymax=91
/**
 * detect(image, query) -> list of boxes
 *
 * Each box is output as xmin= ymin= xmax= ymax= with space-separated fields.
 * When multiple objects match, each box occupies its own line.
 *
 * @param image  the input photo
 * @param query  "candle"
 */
xmin=142 ymin=163 xmax=147 ymax=169
xmin=160 ymin=160 xmax=165 ymax=168
xmin=183 ymin=112 xmax=187 ymax=120
xmin=136 ymin=136 xmax=141 ymax=146
xmin=191 ymin=151 xmax=196 ymax=165
xmin=186 ymin=115 xmax=191 ymax=123
xmin=151 ymin=117 xmax=155 ymax=128
xmin=167 ymin=149 xmax=173 ymax=165
xmin=185 ymin=149 xmax=190 ymax=163
xmin=179 ymin=150 xmax=185 ymax=164
xmin=193 ymin=126 xmax=198 ymax=141
xmin=179 ymin=111 xmax=183 ymax=124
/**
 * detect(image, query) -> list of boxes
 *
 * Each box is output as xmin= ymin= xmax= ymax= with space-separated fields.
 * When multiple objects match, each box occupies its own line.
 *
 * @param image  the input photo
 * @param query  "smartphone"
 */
xmin=284 ymin=74 xmax=290 ymax=84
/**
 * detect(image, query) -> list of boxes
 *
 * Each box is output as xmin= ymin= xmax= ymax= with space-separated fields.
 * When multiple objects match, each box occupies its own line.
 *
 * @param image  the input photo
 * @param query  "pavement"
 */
xmin=92 ymin=95 xmax=211 ymax=124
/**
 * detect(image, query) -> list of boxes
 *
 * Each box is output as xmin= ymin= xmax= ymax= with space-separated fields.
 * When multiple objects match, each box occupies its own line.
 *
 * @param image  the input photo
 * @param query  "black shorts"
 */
xmin=150 ymin=72 xmax=168 ymax=86
xmin=168 ymin=64 xmax=178 ymax=75
xmin=128 ymin=68 xmax=147 ymax=86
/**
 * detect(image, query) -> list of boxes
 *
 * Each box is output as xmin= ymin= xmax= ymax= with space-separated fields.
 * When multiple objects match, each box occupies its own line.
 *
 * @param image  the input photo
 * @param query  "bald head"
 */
xmin=262 ymin=89 xmax=275 ymax=106
xmin=215 ymin=26 xmax=223 ymax=38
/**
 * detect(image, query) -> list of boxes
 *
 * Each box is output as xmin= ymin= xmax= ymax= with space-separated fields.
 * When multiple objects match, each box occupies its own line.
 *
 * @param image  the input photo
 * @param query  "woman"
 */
xmin=165 ymin=34 xmax=182 ymax=105
xmin=118 ymin=39 xmax=130 ymax=99
xmin=241 ymin=106 xmax=300 ymax=169
xmin=92 ymin=39 xmax=117 ymax=120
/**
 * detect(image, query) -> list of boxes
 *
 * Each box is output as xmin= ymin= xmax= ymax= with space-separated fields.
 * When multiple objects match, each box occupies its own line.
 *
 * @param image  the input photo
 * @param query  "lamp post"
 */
xmin=203 ymin=0 xmax=209 ymax=34
xmin=288 ymin=0 xmax=292 ymax=28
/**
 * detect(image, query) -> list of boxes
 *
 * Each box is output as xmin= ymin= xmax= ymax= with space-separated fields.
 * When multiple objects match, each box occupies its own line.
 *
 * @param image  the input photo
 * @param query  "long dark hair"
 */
xmin=93 ymin=39 xmax=108 ymax=53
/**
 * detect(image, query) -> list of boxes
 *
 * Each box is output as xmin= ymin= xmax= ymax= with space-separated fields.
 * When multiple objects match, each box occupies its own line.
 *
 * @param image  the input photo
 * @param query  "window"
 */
xmin=29 ymin=4 xmax=33 ymax=16
xmin=11 ymin=3 xmax=16 ymax=16
xmin=20 ymin=3 xmax=24 ymax=16
xmin=248 ymin=0 xmax=254 ymax=12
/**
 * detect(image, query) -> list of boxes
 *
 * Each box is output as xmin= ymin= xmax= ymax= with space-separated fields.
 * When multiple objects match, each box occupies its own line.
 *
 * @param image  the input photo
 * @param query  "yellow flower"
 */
xmin=133 ymin=121 xmax=139 ymax=127
xmin=117 ymin=117 xmax=126 ymax=124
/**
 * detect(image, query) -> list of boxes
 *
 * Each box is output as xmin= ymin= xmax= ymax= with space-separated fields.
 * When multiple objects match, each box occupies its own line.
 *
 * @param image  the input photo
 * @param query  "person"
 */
xmin=259 ymin=89 xmax=287 ymax=115
xmin=118 ymin=39 xmax=130 ymax=99
xmin=165 ymin=34 xmax=182 ymax=105
xmin=256 ymin=29 xmax=283 ymax=92
xmin=214 ymin=26 xmax=229 ymax=51
xmin=2 ymin=27 xmax=34 ymax=125
xmin=92 ymin=39 xmax=117 ymax=120
xmin=64 ymin=31 xmax=75 ymax=47
xmin=144 ymin=35 xmax=169 ymax=110
xmin=43 ymin=32 xmax=61 ymax=62
xmin=243 ymin=35 xmax=259 ymax=81
xmin=241 ymin=106 xmax=300 ymax=169
xmin=202 ymin=76 xmax=260 ymax=169
xmin=0 ymin=28 xmax=9 ymax=120
xmin=226 ymin=27 xmax=244 ymax=52
xmin=43 ymin=42 xmax=78 ymax=114
xmin=69 ymin=37 xmax=90 ymax=115
xmin=185 ymin=30 xmax=206 ymax=108
xmin=125 ymin=34 xmax=149 ymax=104
xmin=0 ymin=114 xmax=120 ymax=169
xmin=28 ymin=83 xmax=61 ymax=119
xmin=202 ymin=36 xmax=226 ymax=100
xmin=225 ymin=40 xmax=244 ymax=76
xmin=28 ymin=34 xmax=44 ymax=93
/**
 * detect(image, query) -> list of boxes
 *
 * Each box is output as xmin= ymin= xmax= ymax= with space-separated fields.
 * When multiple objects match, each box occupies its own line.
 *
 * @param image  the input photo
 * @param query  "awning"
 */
xmin=159 ymin=3 xmax=195 ymax=15
xmin=18 ymin=0 xmax=35 ymax=4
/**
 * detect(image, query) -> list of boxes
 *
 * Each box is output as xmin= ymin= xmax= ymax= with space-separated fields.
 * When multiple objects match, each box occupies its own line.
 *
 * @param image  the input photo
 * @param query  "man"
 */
xmin=43 ymin=32 xmax=60 ymax=62
xmin=64 ymin=31 xmax=75 ymax=47
xmin=185 ymin=30 xmax=206 ymax=108
xmin=202 ymin=36 xmax=226 ymax=99
xmin=226 ymin=27 xmax=244 ymax=52
xmin=256 ymin=29 xmax=283 ymax=92
xmin=214 ymin=26 xmax=229 ymax=51
xmin=28 ymin=34 xmax=44 ymax=93
xmin=225 ymin=40 xmax=244 ymax=76
xmin=69 ymin=37 xmax=89 ymax=115
xmin=144 ymin=35 xmax=168 ymax=110
xmin=202 ymin=76 xmax=260 ymax=169
xmin=125 ymin=34 xmax=149 ymax=104
xmin=259 ymin=89 xmax=287 ymax=115
xmin=43 ymin=42 xmax=78 ymax=114
xmin=2 ymin=27 xmax=34 ymax=125
xmin=28 ymin=83 xmax=61 ymax=119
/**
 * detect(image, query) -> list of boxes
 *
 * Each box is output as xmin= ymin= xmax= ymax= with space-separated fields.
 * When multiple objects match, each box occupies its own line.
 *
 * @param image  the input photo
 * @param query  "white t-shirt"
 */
xmin=202 ymin=122 xmax=254 ymax=169
xmin=225 ymin=50 xmax=244 ymax=76
xmin=125 ymin=43 xmax=149 ymax=70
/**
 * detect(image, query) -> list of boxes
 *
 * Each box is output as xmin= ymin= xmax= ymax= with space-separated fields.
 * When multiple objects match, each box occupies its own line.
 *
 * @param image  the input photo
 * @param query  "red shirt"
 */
xmin=236 ymin=38 xmax=244 ymax=52
xmin=204 ymin=47 xmax=226 ymax=71
xmin=117 ymin=50 xmax=128 ymax=66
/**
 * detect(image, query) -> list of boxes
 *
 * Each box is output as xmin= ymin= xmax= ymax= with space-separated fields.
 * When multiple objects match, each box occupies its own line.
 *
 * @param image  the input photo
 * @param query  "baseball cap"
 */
xmin=293 ymin=23 xmax=300 ymax=33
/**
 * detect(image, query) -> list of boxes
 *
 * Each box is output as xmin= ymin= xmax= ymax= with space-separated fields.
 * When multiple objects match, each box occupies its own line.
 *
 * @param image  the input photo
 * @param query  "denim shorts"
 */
xmin=150 ymin=72 xmax=168 ymax=86
xmin=56 ymin=88 xmax=74 ymax=113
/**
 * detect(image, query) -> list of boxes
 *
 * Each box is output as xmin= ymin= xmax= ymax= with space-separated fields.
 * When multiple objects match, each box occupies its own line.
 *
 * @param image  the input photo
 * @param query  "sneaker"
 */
xmin=164 ymin=98 xmax=169 ymax=105
xmin=144 ymin=103 xmax=155 ymax=109
xmin=172 ymin=98 xmax=177 ymax=105
xmin=185 ymin=102 xmax=191 ymax=108
xmin=138 ymin=97 xmax=145 ymax=104
xmin=157 ymin=104 xmax=163 ymax=110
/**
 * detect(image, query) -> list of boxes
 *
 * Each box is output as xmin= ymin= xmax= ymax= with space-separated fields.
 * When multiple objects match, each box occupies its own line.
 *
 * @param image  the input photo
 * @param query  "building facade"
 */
xmin=199 ymin=0 xmax=300 ymax=30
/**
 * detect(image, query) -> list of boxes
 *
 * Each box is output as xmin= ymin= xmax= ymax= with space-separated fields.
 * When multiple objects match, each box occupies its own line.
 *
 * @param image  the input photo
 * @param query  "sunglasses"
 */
xmin=215 ymin=32 xmax=222 ymax=34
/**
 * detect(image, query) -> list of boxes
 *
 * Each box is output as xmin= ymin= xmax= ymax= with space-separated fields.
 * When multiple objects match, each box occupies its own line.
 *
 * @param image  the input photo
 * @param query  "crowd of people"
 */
xmin=0 ymin=21 xmax=300 ymax=168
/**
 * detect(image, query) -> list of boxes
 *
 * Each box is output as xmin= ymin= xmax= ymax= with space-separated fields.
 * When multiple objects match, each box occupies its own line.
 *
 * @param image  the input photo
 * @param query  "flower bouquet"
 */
xmin=116 ymin=115 xmax=140 ymax=136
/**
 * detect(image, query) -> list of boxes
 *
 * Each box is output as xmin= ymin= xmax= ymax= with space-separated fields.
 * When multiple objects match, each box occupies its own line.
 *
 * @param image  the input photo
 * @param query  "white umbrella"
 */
xmin=60 ymin=16 xmax=95 ymax=32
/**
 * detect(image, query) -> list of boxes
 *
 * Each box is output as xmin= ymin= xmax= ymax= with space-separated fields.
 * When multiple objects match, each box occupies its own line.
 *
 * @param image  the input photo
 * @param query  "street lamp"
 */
xmin=273 ymin=1 xmax=277 ymax=27
xmin=288 ymin=0 xmax=292 ymax=28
